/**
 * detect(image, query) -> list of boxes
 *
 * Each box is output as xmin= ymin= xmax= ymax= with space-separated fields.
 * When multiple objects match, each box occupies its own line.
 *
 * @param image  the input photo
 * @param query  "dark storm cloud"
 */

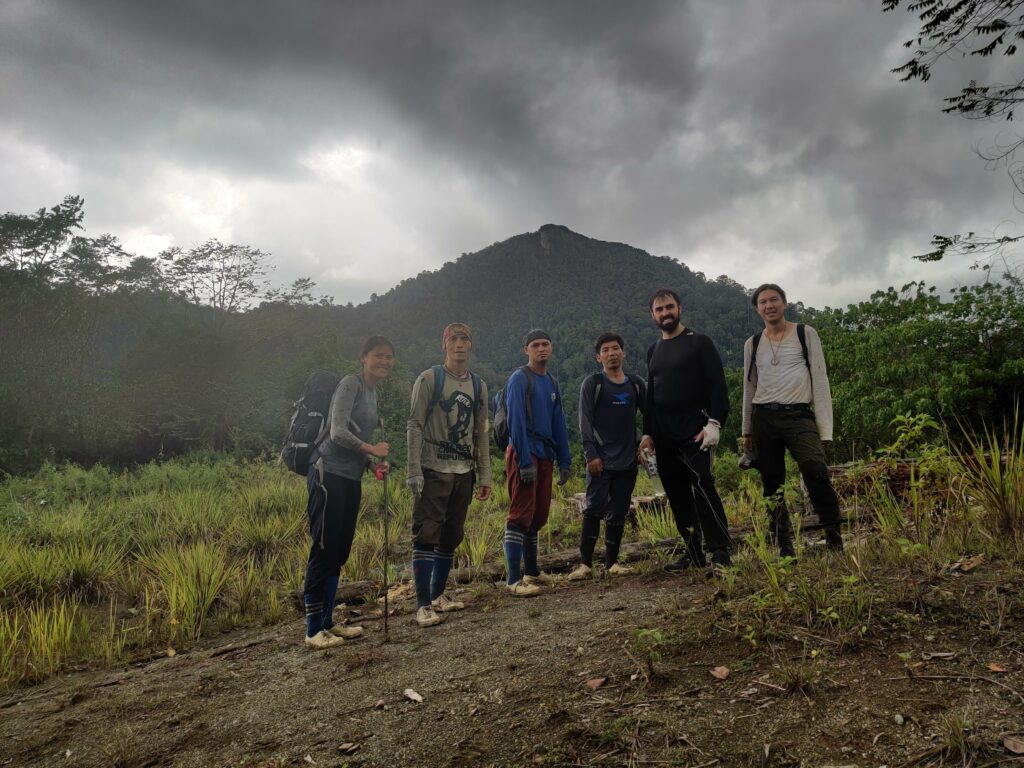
xmin=0 ymin=0 xmax=1017 ymax=306
xmin=1 ymin=0 xmax=702 ymax=175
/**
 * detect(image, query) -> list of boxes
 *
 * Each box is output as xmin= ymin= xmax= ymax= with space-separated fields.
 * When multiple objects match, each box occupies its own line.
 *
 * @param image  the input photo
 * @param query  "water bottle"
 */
xmin=642 ymin=448 xmax=666 ymax=498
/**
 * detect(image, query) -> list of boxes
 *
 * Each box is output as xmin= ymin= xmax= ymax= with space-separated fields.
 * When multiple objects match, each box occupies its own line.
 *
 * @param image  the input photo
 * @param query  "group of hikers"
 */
xmin=298 ymin=284 xmax=843 ymax=649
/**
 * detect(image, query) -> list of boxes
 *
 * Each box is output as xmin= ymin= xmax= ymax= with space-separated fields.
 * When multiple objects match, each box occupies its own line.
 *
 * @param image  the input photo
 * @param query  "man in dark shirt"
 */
xmin=639 ymin=288 xmax=733 ymax=571
xmin=569 ymin=332 xmax=646 ymax=580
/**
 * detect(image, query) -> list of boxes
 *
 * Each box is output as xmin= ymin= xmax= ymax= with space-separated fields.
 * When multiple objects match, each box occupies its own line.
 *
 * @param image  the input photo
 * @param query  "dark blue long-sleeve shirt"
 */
xmin=507 ymin=367 xmax=571 ymax=470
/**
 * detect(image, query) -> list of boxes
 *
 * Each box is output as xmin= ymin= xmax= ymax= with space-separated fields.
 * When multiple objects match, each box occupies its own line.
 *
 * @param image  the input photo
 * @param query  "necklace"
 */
xmin=765 ymin=322 xmax=788 ymax=366
xmin=443 ymin=364 xmax=469 ymax=380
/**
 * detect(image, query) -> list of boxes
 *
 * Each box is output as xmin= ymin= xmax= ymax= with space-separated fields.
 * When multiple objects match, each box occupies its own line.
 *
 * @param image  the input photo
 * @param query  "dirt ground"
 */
xmin=3 ymin=563 xmax=1023 ymax=768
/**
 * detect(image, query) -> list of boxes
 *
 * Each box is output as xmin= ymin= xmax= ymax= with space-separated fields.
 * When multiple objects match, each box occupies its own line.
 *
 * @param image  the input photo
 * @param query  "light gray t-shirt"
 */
xmin=750 ymin=332 xmax=813 ymax=406
xmin=741 ymin=324 xmax=835 ymax=441
xmin=317 ymin=374 xmax=378 ymax=481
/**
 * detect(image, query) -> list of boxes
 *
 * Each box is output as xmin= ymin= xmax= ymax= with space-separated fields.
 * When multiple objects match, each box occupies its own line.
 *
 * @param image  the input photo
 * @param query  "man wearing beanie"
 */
xmin=502 ymin=329 xmax=572 ymax=596
xmin=406 ymin=323 xmax=492 ymax=627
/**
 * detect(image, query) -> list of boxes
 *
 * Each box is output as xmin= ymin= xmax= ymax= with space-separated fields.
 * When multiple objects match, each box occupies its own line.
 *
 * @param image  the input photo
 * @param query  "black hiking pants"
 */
xmin=751 ymin=405 xmax=840 ymax=552
xmin=303 ymin=467 xmax=361 ymax=599
xmin=580 ymin=467 xmax=637 ymax=567
xmin=654 ymin=435 xmax=732 ymax=564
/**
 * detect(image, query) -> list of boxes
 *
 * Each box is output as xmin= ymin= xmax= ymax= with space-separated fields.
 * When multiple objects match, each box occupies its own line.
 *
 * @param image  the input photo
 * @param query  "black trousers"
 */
xmin=582 ymin=467 xmax=637 ymax=525
xmin=654 ymin=436 xmax=732 ymax=562
xmin=303 ymin=468 xmax=361 ymax=598
xmin=752 ymin=407 xmax=840 ymax=539
xmin=580 ymin=467 xmax=637 ymax=567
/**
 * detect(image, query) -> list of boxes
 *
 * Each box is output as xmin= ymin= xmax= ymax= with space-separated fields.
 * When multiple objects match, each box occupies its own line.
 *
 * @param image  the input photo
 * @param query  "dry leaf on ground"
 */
xmin=987 ymin=663 xmax=1010 ymax=673
xmin=403 ymin=688 xmax=424 ymax=703
xmin=1004 ymin=737 xmax=1024 ymax=754
xmin=952 ymin=554 xmax=985 ymax=573
xmin=585 ymin=677 xmax=607 ymax=690
xmin=710 ymin=666 xmax=730 ymax=680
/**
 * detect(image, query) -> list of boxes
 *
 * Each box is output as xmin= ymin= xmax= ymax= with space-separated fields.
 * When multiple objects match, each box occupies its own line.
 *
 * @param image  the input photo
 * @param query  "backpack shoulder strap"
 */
xmin=469 ymin=371 xmax=483 ymax=411
xmin=746 ymin=332 xmax=762 ymax=382
xmin=584 ymin=372 xmax=602 ymax=415
xmin=796 ymin=324 xmax=809 ymax=368
xmin=518 ymin=366 xmax=535 ymax=428
xmin=627 ymin=373 xmax=643 ymax=403
xmin=425 ymin=365 xmax=445 ymax=419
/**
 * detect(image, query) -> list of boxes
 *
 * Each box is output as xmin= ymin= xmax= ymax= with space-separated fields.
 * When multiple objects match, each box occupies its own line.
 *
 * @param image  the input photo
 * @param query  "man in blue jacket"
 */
xmin=503 ymin=329 xmax=572 ymax=596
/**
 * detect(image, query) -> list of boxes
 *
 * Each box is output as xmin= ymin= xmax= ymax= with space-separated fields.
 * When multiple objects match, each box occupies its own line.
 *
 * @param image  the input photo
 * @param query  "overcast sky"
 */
xmin=1 ymin=0 xmax=1019 ymax=308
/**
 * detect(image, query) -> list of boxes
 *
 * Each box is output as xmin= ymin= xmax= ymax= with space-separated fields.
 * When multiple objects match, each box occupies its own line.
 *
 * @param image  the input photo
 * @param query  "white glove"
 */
xmin=699 ymin=420 xmax=720 ymax=451
xmin=407 ymin=475 xmax=424 ymax=498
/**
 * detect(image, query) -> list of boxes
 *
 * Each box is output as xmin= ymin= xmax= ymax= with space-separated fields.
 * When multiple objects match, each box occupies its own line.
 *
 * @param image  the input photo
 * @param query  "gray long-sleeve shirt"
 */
xmin=317 ymin=374 xmax=378 ymax=480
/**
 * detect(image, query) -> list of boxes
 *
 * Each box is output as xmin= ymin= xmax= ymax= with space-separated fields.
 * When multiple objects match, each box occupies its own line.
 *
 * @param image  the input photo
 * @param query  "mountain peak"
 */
xmin=356 ymin=227 xmax=760 ymax=376
xmin=538 ymin=223 xmax=572 ymax=234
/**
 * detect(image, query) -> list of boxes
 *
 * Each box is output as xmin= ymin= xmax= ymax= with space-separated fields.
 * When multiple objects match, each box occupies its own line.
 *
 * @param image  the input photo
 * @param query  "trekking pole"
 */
xmin=375 ymin=417 xmax=390 ymax=638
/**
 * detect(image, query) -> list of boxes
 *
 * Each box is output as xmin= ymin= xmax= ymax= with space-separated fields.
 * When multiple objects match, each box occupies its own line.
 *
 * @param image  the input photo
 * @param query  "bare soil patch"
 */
xmin=3 ymin=560 xmax=1023 ymax=768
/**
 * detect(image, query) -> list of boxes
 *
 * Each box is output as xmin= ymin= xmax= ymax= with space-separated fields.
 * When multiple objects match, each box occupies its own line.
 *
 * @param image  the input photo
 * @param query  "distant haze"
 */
xmin=0 ymin=0 xmax=1014 ymax=308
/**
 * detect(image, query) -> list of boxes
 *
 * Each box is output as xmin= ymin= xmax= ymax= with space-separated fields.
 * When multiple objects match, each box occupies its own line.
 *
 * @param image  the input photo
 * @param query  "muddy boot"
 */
xmin=665 ymin=529 xmax=706 ymax=573
xmin=770 ymin=511 xmax=795 ymax=558
xmin=683 ymin=527 xmax=706 ymax=567
xmin=825 ymin=527 xmax=844 ymax=552
xmin=709 ymin=547 xmax=732 ymax=568
xmin=603 ymin=522 xmax=625 ymax=570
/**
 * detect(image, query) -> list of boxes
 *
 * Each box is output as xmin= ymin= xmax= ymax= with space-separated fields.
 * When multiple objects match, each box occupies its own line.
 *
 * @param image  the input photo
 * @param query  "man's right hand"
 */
xmin=637 ymin=435 xmax=654 ymax=458
xmin=586 ymin=458 xmax=604 ymax=476
xmin=407 ymin=475 xmax=424 ymax=498
xmin=520 ymin=465 xmax=536 ymax=485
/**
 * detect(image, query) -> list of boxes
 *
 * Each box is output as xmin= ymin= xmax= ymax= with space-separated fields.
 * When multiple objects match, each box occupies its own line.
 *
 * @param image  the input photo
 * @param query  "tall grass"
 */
xmin=58 ymin=542 xmax=122 ymax=598
xmin=23 ymin=598 xmax=85 ymax=683
xmin=2 ymin=544 xmax=62 ymax=602
xmin=955 ymin=416 xmax=1024 ymax=538
xmin=460 ymin=513 xmax=503 ymax=579
xmin=141 ymin=543 xmax=236 ymax=644
xmin=0 ymin=609 xmax=20 ymax=684
xmin=2 ymin=418 xmax=1017 ymax=691
xmin=634 ymin=504 xmax=677 ymax=543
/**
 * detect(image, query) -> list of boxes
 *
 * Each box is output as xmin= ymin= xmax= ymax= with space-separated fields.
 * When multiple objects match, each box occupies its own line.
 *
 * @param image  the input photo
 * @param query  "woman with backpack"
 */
xmin=302 ymin=335 xmax=395 ymax=650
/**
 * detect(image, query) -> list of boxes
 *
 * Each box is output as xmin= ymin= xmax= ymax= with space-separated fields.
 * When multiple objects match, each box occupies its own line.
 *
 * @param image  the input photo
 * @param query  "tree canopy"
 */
xmin=886 ymin=0 xmax=1024 ymax=264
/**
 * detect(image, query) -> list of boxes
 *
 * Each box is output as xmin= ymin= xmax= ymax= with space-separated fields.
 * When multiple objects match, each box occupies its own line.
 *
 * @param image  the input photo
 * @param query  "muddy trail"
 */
xmin=3 ymin=562 xmax=1024 ymax=768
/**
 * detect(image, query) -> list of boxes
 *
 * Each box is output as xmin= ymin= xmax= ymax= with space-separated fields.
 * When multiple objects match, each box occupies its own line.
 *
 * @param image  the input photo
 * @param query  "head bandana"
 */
xmin=522 ymin=329 xmax=551 ymax=346
xmin=442 ymin=322 xmax=473 ymax=349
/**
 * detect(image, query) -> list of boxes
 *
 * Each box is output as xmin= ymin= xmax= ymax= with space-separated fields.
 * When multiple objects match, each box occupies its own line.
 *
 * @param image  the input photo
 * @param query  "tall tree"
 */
xmin=0 ymin=195 xmax=84 ymax=275
xmin=886 ymin=0 xmax=1024 ymax=265
xmin=160 ymin=239 xmax=273 ymax=315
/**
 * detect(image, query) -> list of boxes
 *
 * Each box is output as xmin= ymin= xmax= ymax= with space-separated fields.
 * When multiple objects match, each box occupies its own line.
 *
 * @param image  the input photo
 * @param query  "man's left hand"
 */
xmin=696 ymin=421 xmax=720 ymax=451
xmin=476 ymin=485 xmax=492 ymax=501
xmin=558 ymin=467 xmax=571 ymax=486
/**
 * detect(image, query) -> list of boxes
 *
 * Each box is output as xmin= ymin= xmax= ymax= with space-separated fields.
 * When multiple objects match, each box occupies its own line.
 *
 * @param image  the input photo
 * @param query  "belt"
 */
xmin=754 ymin=402 xmax=811 ymax=412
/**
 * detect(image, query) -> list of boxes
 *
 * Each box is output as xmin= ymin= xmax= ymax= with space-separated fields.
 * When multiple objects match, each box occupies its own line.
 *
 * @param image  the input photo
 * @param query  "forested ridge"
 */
xmin=2 ymin=198 xmax=1022 ymax=473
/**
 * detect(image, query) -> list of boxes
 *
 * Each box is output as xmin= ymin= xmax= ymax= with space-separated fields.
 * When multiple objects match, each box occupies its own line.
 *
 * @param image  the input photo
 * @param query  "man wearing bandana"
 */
xmin=407 ymin=323 xmax=493 ymax=627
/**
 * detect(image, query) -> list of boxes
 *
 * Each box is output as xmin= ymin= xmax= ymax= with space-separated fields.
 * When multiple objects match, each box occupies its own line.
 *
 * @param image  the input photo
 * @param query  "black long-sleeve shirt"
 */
xmin=644 ymin=329 xmax=729 ymax=443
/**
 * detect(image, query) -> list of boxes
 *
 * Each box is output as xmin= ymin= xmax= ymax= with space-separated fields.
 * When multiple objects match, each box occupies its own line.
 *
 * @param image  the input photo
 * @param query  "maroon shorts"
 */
xmin=505 ymin=446 xmax=553 ymax=532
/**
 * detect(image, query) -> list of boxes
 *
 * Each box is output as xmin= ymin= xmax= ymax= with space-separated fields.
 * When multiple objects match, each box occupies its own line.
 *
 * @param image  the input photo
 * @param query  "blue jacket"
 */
xmin=507 ymin=367 xmax=571 ymax=470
